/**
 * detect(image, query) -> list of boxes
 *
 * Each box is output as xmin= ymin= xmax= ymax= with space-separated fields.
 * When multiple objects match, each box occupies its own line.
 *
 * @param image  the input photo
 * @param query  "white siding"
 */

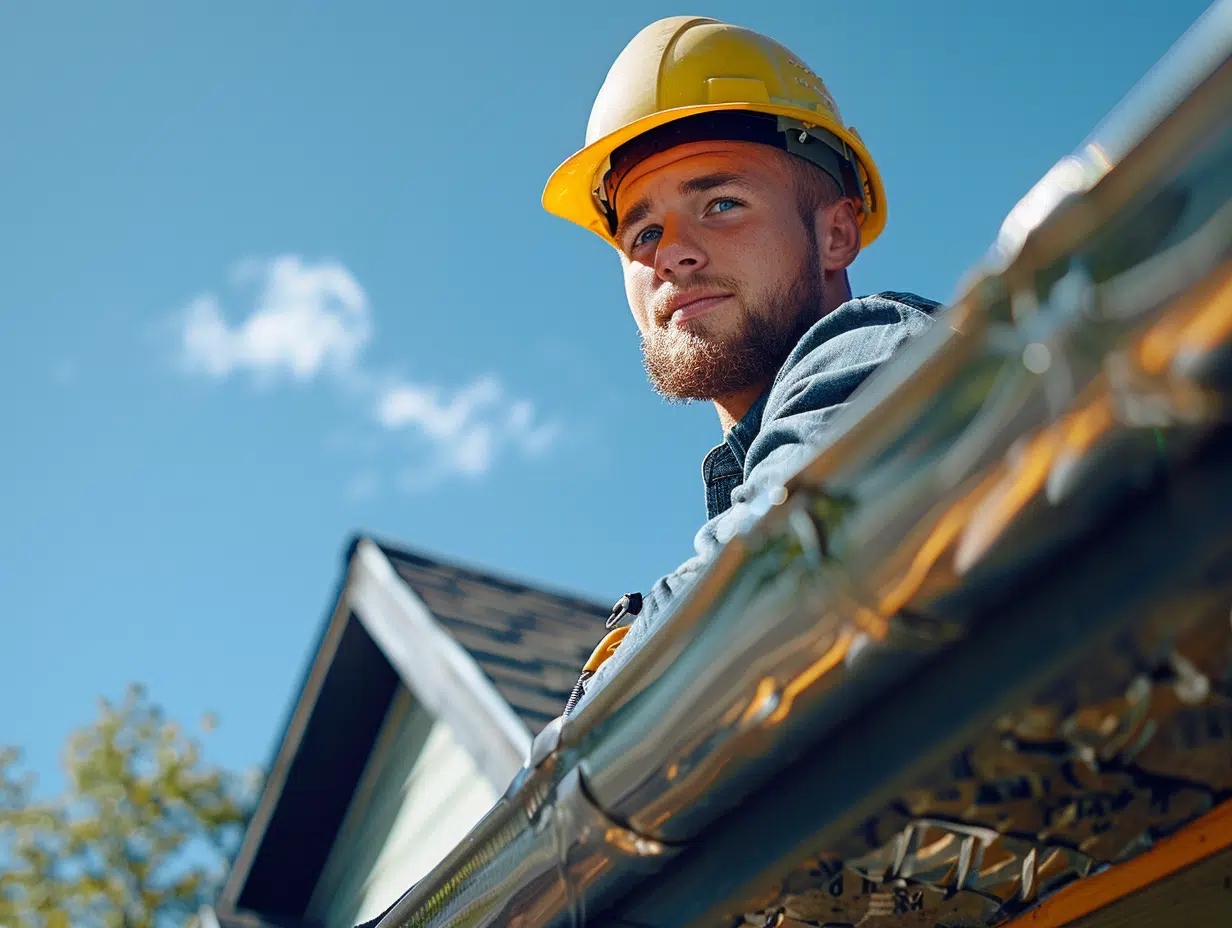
xmin=306 ymin=686 xmax=499 ymax=928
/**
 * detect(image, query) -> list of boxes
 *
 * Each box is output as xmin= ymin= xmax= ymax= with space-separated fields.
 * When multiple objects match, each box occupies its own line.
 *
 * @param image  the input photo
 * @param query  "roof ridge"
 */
xmin=359 ymin=532 xmax=612 ymax=614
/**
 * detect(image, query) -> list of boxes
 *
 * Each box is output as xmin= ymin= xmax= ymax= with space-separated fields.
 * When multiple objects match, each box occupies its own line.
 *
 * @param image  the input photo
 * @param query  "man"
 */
xmin=542 ymin=16 xmax=939 ymax=711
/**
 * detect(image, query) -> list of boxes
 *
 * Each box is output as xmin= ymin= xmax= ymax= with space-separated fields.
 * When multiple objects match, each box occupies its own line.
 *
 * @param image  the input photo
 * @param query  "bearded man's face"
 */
xmin=615 ymin=141 xmax=825 ymax=402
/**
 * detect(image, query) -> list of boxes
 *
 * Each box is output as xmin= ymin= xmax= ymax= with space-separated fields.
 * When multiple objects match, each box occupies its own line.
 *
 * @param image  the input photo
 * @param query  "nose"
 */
xmin=653 ymin=213 xmax=707 ymax=282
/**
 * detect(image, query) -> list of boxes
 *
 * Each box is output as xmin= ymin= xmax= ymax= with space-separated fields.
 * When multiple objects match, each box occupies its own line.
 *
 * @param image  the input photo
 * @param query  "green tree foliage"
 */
xmin=0 ymin=684 xmax=261 ymax=928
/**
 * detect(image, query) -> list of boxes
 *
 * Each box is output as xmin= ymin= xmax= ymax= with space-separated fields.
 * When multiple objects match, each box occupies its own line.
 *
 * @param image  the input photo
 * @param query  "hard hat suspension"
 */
xmin=596 ymin=111 xmax=866 ymax=237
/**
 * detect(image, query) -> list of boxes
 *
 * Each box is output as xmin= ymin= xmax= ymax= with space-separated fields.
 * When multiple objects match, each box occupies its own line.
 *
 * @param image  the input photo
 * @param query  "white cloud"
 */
xmin=377 ymin=376 xmax=502 ymax=436
xmin=376 ymin=375 xmax=558 ymax=478
xmin=180 ymin=255 xmax=370 ymax=382
xmin=507 ymin=400 xmax=561 ymax=456
xmin=174 ymin=255 xmax=560 ymax=488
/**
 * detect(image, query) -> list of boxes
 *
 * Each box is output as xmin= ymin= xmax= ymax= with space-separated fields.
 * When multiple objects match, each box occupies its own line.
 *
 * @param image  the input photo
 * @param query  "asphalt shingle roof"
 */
xmin=378 ymin=542 xmax=610 ymax=734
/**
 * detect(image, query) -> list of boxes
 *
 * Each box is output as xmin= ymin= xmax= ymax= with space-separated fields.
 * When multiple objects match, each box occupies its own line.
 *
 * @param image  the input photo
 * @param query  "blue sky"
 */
xmin=1 ymin=1 xmax=1212 ymax=792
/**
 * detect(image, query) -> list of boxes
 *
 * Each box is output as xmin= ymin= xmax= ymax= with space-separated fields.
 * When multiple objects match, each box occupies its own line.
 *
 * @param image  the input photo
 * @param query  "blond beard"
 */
xmin=641 ymin=257 xmax=824 ymax=402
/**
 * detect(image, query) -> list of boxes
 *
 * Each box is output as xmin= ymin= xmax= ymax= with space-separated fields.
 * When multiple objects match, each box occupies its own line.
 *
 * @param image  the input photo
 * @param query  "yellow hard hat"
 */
xmin=542 ymin=16 xmax=887 ymax=249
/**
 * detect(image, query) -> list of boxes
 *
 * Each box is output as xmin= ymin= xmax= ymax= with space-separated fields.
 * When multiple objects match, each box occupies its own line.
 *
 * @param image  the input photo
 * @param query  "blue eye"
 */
xmin=710 ymin=198 xmax=740 ymax=214
xmin=633 ymin=227 xmax=661 ymax=248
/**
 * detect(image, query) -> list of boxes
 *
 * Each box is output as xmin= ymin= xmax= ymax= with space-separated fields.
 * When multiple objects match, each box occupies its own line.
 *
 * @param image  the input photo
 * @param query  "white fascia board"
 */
xmin=348 ymin=539 xmax=532 ymax=792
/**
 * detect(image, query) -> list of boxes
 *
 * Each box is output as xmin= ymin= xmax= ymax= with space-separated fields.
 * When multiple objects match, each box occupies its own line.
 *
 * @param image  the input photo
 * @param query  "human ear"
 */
xmin=816 ymin=198 xmax=862 ymax=272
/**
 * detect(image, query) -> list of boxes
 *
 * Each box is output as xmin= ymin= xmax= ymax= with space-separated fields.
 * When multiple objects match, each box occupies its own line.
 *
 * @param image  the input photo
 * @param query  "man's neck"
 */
xmin=713 ymin=379 xmax=771 ymax=433
xmin=711 ymin=271 xmax=854 ymax=433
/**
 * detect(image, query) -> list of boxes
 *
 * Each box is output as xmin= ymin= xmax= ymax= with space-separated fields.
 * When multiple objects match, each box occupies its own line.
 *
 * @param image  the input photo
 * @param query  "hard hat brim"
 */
xmin=542 ymin=102 xmax=887 ymax=249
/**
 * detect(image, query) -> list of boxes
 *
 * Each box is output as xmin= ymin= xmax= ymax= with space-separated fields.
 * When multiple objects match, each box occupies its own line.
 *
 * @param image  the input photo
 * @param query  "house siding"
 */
xmin=306 ymin=686 xmax=499 ymax=927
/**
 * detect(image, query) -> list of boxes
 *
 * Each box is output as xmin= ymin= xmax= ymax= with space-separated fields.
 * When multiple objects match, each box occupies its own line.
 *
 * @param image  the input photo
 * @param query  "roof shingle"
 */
xmin=377 ymin=543 xmax=610 ymax=734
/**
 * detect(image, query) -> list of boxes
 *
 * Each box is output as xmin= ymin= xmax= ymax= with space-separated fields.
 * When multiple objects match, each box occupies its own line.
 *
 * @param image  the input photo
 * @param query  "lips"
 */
xmin=661 ymin=290 xmax=733 ymax=325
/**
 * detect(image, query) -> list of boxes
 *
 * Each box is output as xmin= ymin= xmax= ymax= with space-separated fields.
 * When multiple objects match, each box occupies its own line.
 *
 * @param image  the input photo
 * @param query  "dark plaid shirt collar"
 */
xmin=701 ymin=389 xmax=770 ymax=520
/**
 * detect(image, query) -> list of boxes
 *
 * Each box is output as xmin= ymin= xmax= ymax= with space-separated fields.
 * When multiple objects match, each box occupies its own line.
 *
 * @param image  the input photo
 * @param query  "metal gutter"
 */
xmin=610 ymin=431 xmax=1232 ymax=927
